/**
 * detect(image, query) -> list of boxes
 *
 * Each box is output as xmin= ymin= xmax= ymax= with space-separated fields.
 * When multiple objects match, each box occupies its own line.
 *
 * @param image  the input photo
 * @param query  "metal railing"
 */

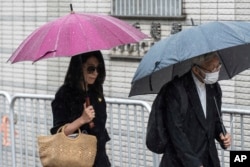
xmin=9 ymin=94 xmax=54 ymax=167
xmin=217 ymin=106 xmax=250 ymax=167
xmin=0 ymin=91 xmax=12 ymax=167
xmin=1 ymin=92 xmax=154 ymax=167
xmin=1 ymin=91 xmax=250 ymax=167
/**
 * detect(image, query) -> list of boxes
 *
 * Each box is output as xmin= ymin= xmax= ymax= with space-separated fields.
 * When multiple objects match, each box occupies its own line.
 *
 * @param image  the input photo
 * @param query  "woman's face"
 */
xmin=82 ymin=56 xmax=100 ymax=87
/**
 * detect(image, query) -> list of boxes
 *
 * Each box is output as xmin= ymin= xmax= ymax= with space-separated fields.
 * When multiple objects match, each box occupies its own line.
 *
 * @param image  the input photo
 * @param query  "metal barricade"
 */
xmin=105 ymin=98 xmax=154 ymax=167
xmin=7 ymin=94 xmax=154 ymax=167
xmin=217 ymin=106 xmax=250 ymax=167
xmin=2 ymin=91 xmax=250 ymax=167
xmin=0 ymin=91 xmax=12 ymax=167
xmin=9 ymin=94 xmax=54 ymax=167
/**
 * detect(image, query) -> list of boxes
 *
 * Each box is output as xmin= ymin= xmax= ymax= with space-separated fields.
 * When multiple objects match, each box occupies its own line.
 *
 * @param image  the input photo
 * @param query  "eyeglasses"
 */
xmin=196 ymin=63 xmax=222 ymax=73
xmin=86 ymin=65 xmax=101 ymax=74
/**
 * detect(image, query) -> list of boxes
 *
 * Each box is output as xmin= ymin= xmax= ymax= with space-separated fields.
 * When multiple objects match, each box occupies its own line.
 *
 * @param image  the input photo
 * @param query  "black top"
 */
xmin=50 ymin=84 xmax=111 ymax=167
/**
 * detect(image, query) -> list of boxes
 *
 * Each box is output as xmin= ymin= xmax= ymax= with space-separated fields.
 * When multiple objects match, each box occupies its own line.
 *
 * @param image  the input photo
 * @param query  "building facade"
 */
xmin=1 ymin=0 xmax=250 ymax=106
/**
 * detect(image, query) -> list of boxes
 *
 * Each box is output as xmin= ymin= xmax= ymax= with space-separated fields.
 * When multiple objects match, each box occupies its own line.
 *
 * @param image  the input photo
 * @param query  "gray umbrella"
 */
xmin=129 ymin=21 xmax=250 ymax=96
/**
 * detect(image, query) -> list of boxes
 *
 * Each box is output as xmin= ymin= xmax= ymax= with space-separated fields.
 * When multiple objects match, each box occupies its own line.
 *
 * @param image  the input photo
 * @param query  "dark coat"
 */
xmin=159 ymin=71 xmax=225 ymax=167
xmin=50 ymin=84 xmax=111 ymax=167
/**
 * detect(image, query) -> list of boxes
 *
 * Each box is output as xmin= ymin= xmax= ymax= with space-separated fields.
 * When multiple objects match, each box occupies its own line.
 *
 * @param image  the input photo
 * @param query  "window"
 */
xmin=111 ymin=0 xmax=183 ymax=18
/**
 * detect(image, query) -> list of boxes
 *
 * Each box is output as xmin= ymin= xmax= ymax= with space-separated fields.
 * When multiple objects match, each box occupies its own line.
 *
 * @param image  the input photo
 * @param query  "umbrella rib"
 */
xmin=94 ymin=15 xmax=142 ymax=45
xmin=69 ymin=14 xmax=98 ymax=51
xmin=217 ymin=52 xmax=231 ymax=79
xmin=33 ymin=16 xmax=66 ymax=62
xmin=149 ymin=61 xmax=160 ymax=91
xmin=218 ymin=22 xmax=245 ymax=42
xmin=88 ymin=15 xmax=125 ymax=46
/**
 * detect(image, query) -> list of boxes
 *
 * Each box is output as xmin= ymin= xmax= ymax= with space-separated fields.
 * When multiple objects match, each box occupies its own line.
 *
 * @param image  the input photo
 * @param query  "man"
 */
xmin=159 ymin=52 xmax=231 ymax=167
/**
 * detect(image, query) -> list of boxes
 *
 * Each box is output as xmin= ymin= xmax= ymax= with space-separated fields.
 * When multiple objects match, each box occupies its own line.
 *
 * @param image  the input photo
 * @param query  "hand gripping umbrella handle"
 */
xmin=85 ymin=97 xmax=95 ymax=128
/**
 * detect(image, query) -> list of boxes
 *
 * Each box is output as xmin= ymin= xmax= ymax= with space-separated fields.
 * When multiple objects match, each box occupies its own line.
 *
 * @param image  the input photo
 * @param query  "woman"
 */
xmin=50 ymin=51 xmax=111 ymax=167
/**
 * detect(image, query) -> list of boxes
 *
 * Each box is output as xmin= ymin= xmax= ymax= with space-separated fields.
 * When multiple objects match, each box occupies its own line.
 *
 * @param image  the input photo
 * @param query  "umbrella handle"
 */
xmin=213 ymin=97 xmax=226 ymax=136
xmin=85 ymin=97 xmax=95 ymax=128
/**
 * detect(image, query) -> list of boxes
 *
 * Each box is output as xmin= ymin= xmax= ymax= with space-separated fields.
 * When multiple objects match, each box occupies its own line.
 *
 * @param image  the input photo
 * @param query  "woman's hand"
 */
xmin=63 ymin=103 xmax=95 ymax=136
xmin=81 ymin=103 xmax=95 ymax=124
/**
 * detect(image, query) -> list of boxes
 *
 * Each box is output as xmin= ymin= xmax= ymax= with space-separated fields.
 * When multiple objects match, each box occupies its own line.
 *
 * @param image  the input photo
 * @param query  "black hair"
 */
xmin=64 ymin=51 xmax=106 ymax=96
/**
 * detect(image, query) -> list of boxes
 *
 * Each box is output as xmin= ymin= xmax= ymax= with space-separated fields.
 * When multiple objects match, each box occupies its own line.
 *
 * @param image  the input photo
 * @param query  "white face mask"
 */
xmin=203 ymin=71 xmax=220 ymax=84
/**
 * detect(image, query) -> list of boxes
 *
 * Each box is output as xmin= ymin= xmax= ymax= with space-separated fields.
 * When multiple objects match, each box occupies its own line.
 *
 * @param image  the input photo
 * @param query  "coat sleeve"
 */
xmin=50 ymin=86 xmax=71 ymax=134
xmin=163 ymin=83 xmax=202 ymax=167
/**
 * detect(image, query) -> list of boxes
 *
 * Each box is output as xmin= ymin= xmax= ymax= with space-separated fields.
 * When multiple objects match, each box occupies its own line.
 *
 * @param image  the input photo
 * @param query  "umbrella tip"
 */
xmin=70 ymin=4 xmax=74 ymax=13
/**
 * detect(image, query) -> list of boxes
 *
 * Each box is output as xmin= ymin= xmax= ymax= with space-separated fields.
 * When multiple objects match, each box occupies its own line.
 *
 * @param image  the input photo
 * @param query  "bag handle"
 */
xmin=57 ymin=124 xmax=82 ymax=140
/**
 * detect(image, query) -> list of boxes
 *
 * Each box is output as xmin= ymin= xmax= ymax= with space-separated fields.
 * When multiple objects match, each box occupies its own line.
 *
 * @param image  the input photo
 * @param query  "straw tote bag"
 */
xmin=37 ymin=125 xmax=97 ymax=167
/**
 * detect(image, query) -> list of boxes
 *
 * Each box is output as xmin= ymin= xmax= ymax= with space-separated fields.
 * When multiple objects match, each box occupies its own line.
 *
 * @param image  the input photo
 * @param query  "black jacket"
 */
xmin=159 ymin=71 xmax=226 ymax=167
xmin=50 ymin=84 xmax=111 ymax=167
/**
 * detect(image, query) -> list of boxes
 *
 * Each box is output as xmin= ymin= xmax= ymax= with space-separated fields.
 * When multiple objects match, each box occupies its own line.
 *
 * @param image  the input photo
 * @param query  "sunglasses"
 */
xmin=86 ymin=65 xmax=101 ymax=74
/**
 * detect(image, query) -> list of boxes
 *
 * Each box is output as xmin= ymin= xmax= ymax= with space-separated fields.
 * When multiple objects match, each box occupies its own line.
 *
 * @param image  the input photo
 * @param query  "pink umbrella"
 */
xmin=8 ymin=11 xmax=148 ymax=63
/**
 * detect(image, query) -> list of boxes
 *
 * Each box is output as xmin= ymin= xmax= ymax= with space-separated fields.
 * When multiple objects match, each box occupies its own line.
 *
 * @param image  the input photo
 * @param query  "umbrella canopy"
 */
xmin=8 ymin=12 xmax=148 ymax=63
xmin=129 ymin=21 xmax=250 ymax=96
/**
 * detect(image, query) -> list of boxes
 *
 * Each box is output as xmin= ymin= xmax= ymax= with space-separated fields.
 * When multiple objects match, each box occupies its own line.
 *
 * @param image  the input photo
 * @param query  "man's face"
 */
xmin=192 ymin=55 xmax=221 ymax=83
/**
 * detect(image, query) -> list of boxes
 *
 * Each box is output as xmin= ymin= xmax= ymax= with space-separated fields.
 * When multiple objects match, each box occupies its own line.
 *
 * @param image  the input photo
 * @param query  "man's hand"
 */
xmin=220 ymin=133 xmax=231 ymax=149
